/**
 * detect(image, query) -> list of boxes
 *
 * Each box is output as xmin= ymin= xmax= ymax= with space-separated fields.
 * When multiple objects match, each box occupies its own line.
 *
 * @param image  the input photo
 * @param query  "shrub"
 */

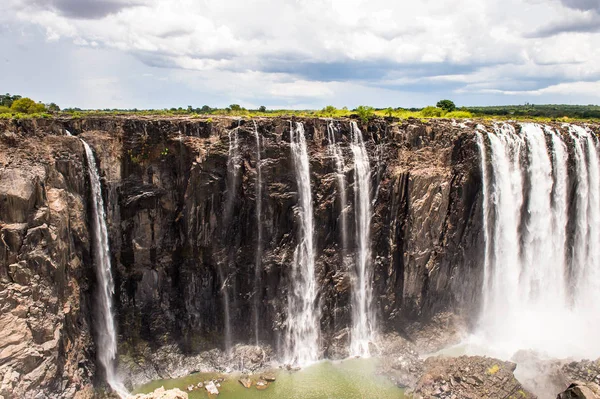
xmin=0 ymin=105 xmax=12 ymax=114
xmin=321 ymin=105 xmax=337 ymax=116
xmin=421 ymin=106 xmax=444 ymax=117
xmin=355 ymin=105 xmax=374 ymax=123
xmin=11 ymin=97 xmax=47 ymax=114
xmin=445 ymin=110 xmax=473 ymax=118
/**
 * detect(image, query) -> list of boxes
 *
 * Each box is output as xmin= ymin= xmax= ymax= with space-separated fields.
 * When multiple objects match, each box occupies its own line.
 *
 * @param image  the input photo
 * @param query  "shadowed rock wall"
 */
xmin=0 ymin=116 xmax=485 ymax=397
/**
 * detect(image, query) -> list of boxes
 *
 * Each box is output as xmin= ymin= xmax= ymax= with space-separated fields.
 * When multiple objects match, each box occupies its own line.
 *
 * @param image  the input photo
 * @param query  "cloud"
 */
xmin=560 ymin=0 xmax=600 ymax=12
xmin=26 ymin=0 xmax=146 ymax=19
xmin=3 ymin=0 xmax=600 ymax=107
xmin=527 ymin=14 xmax=600 ymax=37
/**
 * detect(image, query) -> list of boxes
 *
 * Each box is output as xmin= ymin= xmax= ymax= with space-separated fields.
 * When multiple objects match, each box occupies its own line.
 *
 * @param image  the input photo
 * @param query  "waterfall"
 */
xmin=327 ymin=121 xmax=348 ymax=253
xmin=220 ymin=121 xmax=241 ymax=353
xmin=80 ymin=137 xmax=128 ymax=397
xmin=349 ymin=121 xmax=375 ymax=357
xmin=569 ymin=125 xmax=600 ymax=310
xmin=476 ymin=122 xmax=600 ymax=359
xmin=285 ymin=121 xmax=320 ymax=365
xmin=253 ymin=120 xmax=263 ymax=346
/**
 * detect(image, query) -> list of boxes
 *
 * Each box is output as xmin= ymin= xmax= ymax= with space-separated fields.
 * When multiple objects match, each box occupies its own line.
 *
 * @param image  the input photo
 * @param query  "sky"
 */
xmin=1 ymin=0 xmax=600 ymax=109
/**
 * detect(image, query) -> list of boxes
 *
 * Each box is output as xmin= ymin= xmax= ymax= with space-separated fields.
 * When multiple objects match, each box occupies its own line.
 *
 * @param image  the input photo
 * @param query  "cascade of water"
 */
xmin=349 ymin=121 xmax=375 ymax=357
xmin=326 ymin=121 xmax=348 ymax=253
xmin=570 ymin=126 xmax=600 ymax=311
xmin=221 ymin=122 xmax=241 ymax=353
xmin=80 ymin=137 xmax=128 ymax=397
xmin=475 ymin=131 xmax=492 ymax=316
xmin=476 ymin=123 xmax=600 ymax=359
xmin=285 ymin=121 xmax=320 ymax=366
xmin=253 ymin=120 xmax=263 ymax=346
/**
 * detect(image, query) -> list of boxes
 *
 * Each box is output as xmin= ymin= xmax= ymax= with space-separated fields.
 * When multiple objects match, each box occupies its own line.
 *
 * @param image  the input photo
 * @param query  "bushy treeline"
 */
xmin=0 ymin=93 xmax=60 ymax=115
xmin=465 ymin=104 xmax=600 ymax=119
xmin=3 ymin=94 xmax=600 ymax=121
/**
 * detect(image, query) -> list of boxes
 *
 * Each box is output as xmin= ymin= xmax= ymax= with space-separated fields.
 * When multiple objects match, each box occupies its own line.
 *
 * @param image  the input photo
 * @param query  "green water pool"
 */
xmin=133 ymin=357 xmax=404 ymax=399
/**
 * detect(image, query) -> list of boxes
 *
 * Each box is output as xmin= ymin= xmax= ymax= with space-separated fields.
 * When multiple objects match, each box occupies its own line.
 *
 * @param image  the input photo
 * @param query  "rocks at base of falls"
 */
xmin=129 ymin=386 xmax=188 ymax=399
xmin=118 ymin=343 xmax=274 ymax=390
xmin=261 ymin=372 xmax=276 ymax=382
xmin=238 ymin=376 xmax=252 ymax=388
xmin=204 ymin=380 xmax=219 ymax=395
xmin=557 ymin=382 xmax=600 ymax=399
xmin=405 ymin=356 xmax=536 ymax=399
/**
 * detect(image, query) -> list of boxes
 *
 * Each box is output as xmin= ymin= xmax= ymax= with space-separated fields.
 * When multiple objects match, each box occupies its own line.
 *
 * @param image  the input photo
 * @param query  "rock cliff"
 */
xmin=0 ymin=115 xmax=485 ymax=397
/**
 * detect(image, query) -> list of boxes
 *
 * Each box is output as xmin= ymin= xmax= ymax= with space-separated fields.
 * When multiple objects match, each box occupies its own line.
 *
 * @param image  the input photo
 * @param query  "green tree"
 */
xmin=258 ymin=105 xmax=267 ymax=112
xmin=384 ymin=107 xmax=394 ymax=117
xmin=47 ymin=103 xmax=60 ymax=112
xmin=229 ymin=104 xmax=242 ymax=112
xmin=436 ymin=99 xmax=456 ymax=112
xmin=11 ymin=97 xmax=46 ymax=114
xmin=355 ymin=105 xmax=374 ymax=123
xmin=321 ymin=105 xmax=337 ymax=117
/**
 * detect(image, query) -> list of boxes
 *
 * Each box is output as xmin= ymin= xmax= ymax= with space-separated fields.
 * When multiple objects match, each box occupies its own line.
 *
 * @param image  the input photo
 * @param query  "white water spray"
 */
xmin=475 ymin=123 xmax=600 ymax=360
xmin=285 ymin=122 xmax=320 ymax=365
xmin=349 ymin=121 xmax=375 ymax=357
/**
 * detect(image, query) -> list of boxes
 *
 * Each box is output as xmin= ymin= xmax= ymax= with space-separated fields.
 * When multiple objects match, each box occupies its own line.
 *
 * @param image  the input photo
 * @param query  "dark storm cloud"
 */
xmin=560 ymin=0 xmax=600 ymax=12
xmin=257 ymin=60 xmax=487 ymax=82
xmin=28 ymin=0 xmax=144 ymax=19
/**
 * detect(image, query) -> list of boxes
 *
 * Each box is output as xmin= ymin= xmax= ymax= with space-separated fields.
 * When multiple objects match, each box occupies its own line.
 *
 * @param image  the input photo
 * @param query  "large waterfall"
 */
xmin=81 ymin=139 xmax=128 ymax=397
xmin=253 ymin=120 xmax=263 ymax=346
xmin=285 ymin=122 xmax=320 ymax=365
xmin=476 ymin=122 xmax=600 ymax=359
xmin=349 ymin=121 xmax=375 ymax=357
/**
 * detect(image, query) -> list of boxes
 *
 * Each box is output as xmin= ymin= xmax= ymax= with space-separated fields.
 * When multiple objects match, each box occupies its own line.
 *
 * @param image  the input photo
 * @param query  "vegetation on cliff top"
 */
xmin=1 ymin=92 xmax=599 ymax=122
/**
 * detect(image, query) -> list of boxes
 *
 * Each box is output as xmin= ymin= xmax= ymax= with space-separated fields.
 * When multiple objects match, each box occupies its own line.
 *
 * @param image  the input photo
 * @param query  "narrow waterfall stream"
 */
xmin=284 ymin=122 xmax=320 ymax=365
xmin=79 ymin=136 xmax=128 ymax=397
xmin=327 ymin=121 xmax=348 ymax=253
xmin=349 ymin=121 xmax=375 ymax=357
xmin=253 ymin=120 xmax=263 ymax=346
xmin=475 ymin=122 xmax=600 ymax=360
xmin=221 ymin=121 xmax=242 ymax=353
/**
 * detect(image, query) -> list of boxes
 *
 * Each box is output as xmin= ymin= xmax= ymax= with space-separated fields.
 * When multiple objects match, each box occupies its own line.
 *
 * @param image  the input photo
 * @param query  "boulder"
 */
xmin=238 ymin=376 xmax=252 ymax=388
xmin=558 ymin=381 xmax=600 ymax=399
xmin=129 ymin=386 xmax=188 ymax=399
xmin=256 ymin=379 xmax=269 ymax=390
xmin=205 ymin=380 xmax=219 ymax=395
xmin=261 ymin=372 xmax=276 ymax=382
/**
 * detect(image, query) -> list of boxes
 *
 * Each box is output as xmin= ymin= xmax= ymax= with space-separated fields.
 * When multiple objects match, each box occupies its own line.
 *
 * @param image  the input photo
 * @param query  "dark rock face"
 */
xmin=0 ymin=116 xmax=486 ymax=396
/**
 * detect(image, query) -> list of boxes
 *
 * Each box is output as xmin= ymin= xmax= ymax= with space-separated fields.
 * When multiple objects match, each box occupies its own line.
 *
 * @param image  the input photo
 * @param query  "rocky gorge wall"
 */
xmin=0 ymin=116 xmax=485 ymax=397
